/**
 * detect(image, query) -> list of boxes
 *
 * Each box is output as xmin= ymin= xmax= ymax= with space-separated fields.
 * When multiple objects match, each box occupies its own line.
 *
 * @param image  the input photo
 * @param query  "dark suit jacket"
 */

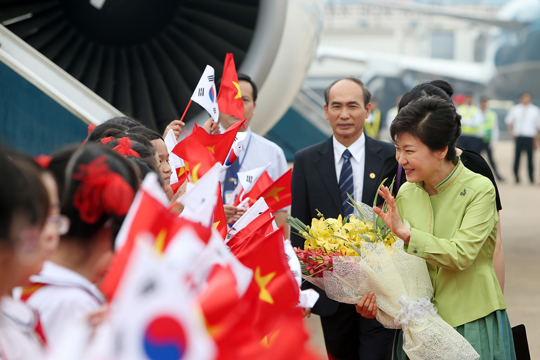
xmin=291 ymin=135 xmax=398 ymax=316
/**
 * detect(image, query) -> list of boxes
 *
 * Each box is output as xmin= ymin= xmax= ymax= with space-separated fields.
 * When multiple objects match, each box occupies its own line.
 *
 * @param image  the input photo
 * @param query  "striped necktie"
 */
xmin=339 ymin=149 xmax=354 ymax=216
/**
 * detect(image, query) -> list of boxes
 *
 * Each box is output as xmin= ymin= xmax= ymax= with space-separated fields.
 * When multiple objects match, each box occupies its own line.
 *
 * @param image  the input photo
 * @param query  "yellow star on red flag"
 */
xmin=233 ymin=81 xmax=242 ymax=99
xmin=264 ymin=186 xmax=286 ymax=202
xmin=255 ymin=267 xmax=276 ymax=304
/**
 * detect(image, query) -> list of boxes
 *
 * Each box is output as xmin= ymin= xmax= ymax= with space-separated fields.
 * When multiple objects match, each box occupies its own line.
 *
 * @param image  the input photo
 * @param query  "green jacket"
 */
xmin=395 ymin=159 xmax=505 ymax=327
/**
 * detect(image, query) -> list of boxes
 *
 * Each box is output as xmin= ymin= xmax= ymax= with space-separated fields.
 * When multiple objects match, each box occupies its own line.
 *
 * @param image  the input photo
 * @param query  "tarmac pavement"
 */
xmin=304 ymin=140 xmax=540 ymax=359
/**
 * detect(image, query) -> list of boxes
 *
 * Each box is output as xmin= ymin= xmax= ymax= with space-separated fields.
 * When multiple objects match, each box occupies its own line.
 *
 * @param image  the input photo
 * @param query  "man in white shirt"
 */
xmin=291 ymin=77 xmax=398 ymax=360
xmin=218 ymin=74 xmax=289 ymax=233
xmin=505 ymin=92 xmax=540 ymax=183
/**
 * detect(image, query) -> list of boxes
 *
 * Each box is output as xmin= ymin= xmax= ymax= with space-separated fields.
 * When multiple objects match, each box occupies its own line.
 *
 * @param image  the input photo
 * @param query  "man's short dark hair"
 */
xmin=324 ymin=77 xmax=371 ymax=106
xmin=237 ymin=73 xmax=258 ymax=102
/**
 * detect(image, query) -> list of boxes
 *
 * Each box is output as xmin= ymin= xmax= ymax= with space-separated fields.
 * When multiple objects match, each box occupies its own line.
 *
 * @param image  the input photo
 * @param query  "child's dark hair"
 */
xmin=48 ymin=146 xmax=79 ymax=205
xmin=87 ymin=122 xmax=129 ymax=143
xmin=61 ymin=144 xmax=138 ymax=246
xmin=129 ymin=126 xmax=164 ymax=141
xmin=390 ymin=96 xmax=461 ymax=160
xmin=105 ymin=116 xmax=142 ymax=128
xmin=100 ymin=129 xmax=156 ymax=157
xmin=126 ymin=156 xmax=163 ymax=186
xmin=0 ymin=148 xmax=47 ymax=247
xmin=105 ymin=138 xmax=153 ymax=160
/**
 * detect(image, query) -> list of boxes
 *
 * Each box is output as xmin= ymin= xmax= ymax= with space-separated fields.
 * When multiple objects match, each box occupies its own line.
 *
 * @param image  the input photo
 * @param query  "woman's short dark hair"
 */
xmin=324 ymin=77 xmax=371 ymax=106
xmin=390 ymin=96 xmax=461 ymax=161
xmin=62 ymin=144 xmax=138 ymax=246
xmin=398 ymin=80 xmax=454 ymax=111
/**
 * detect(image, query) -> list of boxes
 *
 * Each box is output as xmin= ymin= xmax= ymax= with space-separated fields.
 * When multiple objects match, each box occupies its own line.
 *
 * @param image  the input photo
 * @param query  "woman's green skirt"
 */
xmin=393 ymin=310 xmax=517 ymax=359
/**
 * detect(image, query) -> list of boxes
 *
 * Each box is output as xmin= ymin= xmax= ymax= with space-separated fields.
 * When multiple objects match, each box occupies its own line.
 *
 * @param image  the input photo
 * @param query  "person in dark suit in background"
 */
xmin=291 ymin=77 xmax=398 ymax=360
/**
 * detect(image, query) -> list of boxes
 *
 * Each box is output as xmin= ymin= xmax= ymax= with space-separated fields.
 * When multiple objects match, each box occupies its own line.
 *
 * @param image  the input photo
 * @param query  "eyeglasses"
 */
xmin=46 ymin=214 xmax=70 ymax=235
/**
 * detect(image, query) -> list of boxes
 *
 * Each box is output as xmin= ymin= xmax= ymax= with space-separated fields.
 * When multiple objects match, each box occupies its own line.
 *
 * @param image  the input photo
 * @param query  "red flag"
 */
xmin=226 ymin=208 xmax=274 ymax=249
xmin=234 ymin=171 xmax=273 ymax=206
xmin=241 ymin=308 xmax=325 ymax=360
xmin=232 ymin=228 xmax=300 ymax=337
xmin=228 ymin=217 xmax=275 ymax=256
xmin=256 ymin=169 xmax=292 ymax=211
xmin=198 ymin=265 xmax=262 ymax=360
xmin=100 ymin=187 xmax=211 ymax=300
xmin=213 ymin=185 xmax=228 ymax=238
xmin=217 ymin=53 xmax=244 ymax=120
xmin=187 ymin=119 xmax=246 ymax=164
xmin=172 ymin=135 xmax=218 ymax=183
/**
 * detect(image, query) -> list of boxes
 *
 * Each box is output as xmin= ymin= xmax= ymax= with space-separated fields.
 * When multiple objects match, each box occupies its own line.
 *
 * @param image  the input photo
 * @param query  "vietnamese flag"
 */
xmin=187 ymin=118 xmax=246 ymax=164
xmin=100 ymin=178 xmax=212 ymax=300
xmin=218 ymin=53 xmax=244 ymax=120
xmin=172 ymin=135 xmax=218 ymax=183
xmin=213 ymin=185 xmax=228 ymax=238
xmin=235 ymin=171 xmax=273 ymax=206
xmin=257 ymin=169 xmax=292 ymax=211
xmin=232 ymin=228 xmax=300 ymax=337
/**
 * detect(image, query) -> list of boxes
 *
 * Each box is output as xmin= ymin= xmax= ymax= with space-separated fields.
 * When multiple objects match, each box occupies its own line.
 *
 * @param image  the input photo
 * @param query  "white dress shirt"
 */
xmin=333 ymin=134 xmax=366 ymax=214
xmin=22 ymin=261 xmax=106 ymax=345
xmin=0 ymin=296 xmax=44 ymax=360
xmin=505 ymin=103 xmax=540 ymax=137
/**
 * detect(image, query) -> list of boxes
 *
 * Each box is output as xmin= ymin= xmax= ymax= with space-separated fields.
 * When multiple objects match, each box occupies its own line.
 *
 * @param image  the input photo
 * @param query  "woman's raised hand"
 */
xmin=373 ymin=186 xmax=411 ymax=241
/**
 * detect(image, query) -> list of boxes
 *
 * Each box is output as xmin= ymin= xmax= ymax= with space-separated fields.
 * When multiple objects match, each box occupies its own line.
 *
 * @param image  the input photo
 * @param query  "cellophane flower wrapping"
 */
xmin=290 ymin=202 xmax=479 ymax=360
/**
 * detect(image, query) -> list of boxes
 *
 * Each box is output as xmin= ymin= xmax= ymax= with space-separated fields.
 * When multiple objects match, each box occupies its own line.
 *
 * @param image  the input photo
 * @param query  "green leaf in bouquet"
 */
xmin=358 ymin=233 xmax=372 ymax=242
xmin=376 ymin=216 xmax=386 ymax=231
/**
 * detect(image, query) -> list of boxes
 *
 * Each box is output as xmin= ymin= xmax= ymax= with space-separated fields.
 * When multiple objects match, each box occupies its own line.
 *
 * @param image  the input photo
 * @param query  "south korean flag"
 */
xmin=191 ymin=65 xmax=220 ymax=123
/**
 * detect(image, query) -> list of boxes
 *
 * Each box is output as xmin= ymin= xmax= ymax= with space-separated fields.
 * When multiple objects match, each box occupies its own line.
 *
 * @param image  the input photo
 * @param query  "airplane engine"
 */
xmin=0 ymin=0 xmax=324 ymax=152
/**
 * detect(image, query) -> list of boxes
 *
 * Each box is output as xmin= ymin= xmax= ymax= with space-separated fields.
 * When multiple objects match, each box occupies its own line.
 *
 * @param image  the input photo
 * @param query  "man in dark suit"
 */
xmin=291 ymin=77 xmax=397 ymax=360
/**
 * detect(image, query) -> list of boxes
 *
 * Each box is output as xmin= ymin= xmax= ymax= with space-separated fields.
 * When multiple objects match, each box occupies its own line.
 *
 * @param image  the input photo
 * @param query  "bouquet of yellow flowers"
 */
xmin=289 ymin=192 xmax=480 ymax=360
xmin=289 ymin=197 xmax=396 ymax=279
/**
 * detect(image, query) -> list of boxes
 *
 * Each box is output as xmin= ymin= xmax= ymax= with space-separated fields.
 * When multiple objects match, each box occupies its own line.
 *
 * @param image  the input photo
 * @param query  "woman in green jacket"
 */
xmin=357 ymin=95 xmax=515 ymax=359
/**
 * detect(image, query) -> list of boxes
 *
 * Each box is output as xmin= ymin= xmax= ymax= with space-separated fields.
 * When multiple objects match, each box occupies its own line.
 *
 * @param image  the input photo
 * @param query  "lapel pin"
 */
xmin=370 ymin=173 xmax=376 ymax=179
xmin=460 ymin=188 xmax=466 ymax=196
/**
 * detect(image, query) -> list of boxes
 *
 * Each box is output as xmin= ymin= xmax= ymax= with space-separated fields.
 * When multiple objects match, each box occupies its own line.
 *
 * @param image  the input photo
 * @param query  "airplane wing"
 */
xmin=316 ymin=46 xmax=495 ymax=85
xmin=355 ymin=0 xmax=528 ymax=31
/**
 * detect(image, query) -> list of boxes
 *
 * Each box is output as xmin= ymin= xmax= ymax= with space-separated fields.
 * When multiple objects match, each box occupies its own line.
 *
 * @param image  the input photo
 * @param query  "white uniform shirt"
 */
xmin=0 ymin=297 xmax=44 ymax=360
xmin=333 ymin=134 xmax=366 ymax=215
xmin=505 ymin=103 xmax=540 ymax=137
xmin=22 ymin=261 xmax=105 ymax=345
xmin=219 ymin=126 xmax=288 ymax=180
